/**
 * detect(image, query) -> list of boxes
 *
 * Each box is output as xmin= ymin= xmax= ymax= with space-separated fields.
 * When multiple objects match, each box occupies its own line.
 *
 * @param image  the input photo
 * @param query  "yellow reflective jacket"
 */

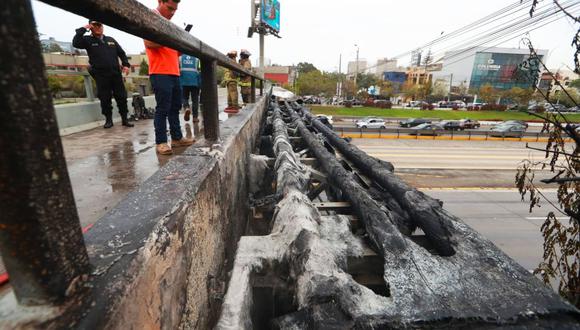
xmin=238 ymin=59 xmax=252 ymax=87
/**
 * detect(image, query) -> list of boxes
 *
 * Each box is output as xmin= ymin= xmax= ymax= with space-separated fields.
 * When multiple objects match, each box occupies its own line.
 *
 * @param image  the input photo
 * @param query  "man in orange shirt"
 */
xmin=145 ymin=0 xmax=194 ymax=155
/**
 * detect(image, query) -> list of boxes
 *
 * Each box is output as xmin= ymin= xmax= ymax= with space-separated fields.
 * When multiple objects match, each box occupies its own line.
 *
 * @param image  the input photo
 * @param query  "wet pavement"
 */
xmin=0 ymin=89 xmax=235 ymax=279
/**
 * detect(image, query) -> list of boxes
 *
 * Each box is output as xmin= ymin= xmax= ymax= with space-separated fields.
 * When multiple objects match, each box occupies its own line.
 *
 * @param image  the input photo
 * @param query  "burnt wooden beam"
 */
xmin=294 ymin=103 xmax=455 ymax=257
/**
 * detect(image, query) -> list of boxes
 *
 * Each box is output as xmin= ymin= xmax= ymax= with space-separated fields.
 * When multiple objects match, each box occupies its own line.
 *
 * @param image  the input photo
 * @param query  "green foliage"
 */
xmin=47 ymin=76 xmax=62 ymax=97
xmin=296 ymin=62 xmax=318 ymax=74
xmin=43 ymin=43 xmax=63 ymax=53
xmin=379 ymin=81 xmax=394 ymax=98
xmin=502 ymin=87 xmax=534 ymax=106
xmin=139 ymin=59 xmax=149 ymax=76
xmin=356 ymin=73 xmax=378 ymax=90
xmin=431 ymin=79 xmax=449 ymax=98
xmin=295 ymin=70 xmax=336 ymax=96
xmin=478 ymin=83 xmax=500 ymax=103
xmin=551 ymin=88 xmax=580 ymax=108
xmin=570 ymin=79 xmax=580 ymax=89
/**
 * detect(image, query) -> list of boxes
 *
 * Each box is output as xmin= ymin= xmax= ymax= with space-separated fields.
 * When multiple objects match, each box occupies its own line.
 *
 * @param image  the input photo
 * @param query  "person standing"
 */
xmin=238 ymin=49 xmax=253 ymax=105
xmin=144 ymin=0 xmax=194 ymax=155
xmin=180 ymin=54 xmax=201 ymax=123
xmin=73 ymin=20 xmax=134 ymax=129
xmin=224 ymin=50 xmax=240 ymax=113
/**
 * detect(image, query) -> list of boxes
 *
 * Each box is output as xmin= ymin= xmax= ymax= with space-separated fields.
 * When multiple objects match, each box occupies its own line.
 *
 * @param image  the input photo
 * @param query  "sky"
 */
xmin=32 ymin=0 xmax=579 ymax=73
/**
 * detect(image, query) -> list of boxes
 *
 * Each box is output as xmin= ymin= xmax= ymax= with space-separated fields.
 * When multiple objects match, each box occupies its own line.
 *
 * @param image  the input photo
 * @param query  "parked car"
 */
xmin=399 ymin=118 xmax=431 ymax=127
xmin=440 ymin=120 xmax=463 ymax=130
xmin=489 ymin=124 xmax=526 ymax=138
xmin=545 ymin=104 xmax=567 ymax=112
xmin=356 ymin=118 xmax=386 ymax=129
xmin=409 ymin=123 xmax=444 ymax=136
xmin=568 ymin=106 xmax=580 ymax=112
xmin=459 ymin=119 xmax=481 ymax=129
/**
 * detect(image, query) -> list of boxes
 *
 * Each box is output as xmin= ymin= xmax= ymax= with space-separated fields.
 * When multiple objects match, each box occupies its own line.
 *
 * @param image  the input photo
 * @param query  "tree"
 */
xmin=295 ymin=70 xmax=337 ymax=96
xmin=570 ymin=79 xmax=580 ymax=89
xmin=44 ymin=43 xmax=63 ymax=53
xmin=356 ymin=73 xmax=378 ymax=90
xmin=139 ymin=59 xmax=149 ymax=76
xmin=431 ymin=79 xmax=448 ymax=98
xmin=47 ymin=76 xmax=62 ymax=97
xmin=502 ymin=87 xmax=534 ymax=106
xmin=515 ymin=39 xmax=580 ymax=308
xmin=296 ymin=62 xmax=318 ymax=74
xmin=551 ymin=88 xmax=580 ymax=108
xmin=478 ymin=83 xmax=499 ymax=103
xmin=379 ymin=81 xmax=394 ymax=99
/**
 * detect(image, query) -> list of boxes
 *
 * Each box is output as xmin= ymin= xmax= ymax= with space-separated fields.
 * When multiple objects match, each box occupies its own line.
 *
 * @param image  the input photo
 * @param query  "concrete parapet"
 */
xmin=0 ymin=91 xmax=271 ymax=329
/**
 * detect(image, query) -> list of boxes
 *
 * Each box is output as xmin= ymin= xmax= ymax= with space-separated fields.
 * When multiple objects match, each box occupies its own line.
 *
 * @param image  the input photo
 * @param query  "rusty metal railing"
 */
xmin=0 ymin=0 xmax=264 ymax=306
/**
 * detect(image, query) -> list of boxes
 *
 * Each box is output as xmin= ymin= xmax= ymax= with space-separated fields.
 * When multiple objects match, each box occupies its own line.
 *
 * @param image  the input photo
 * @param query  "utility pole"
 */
xmin=259 ymin=33 xmax=265 ymax=70
xmin=448 ymin=73 xmax=453 ymax=102
xmin=338 ymin=53 xmax=342 ymax=97
xmin=354 ymin=45 xmax=359 ymax=92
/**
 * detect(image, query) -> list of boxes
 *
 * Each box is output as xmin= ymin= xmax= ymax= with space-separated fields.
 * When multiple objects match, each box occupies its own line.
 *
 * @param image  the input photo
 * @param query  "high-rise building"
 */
xmin=375 ymin=58 xmax=398 ymax=76
xmin=347 ymin=60 xmax=367 ymax=77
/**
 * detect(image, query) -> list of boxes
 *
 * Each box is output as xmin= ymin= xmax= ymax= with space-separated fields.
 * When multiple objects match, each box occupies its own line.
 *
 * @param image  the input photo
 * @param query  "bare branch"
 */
xmin=541 ymin=177 xmax=580 ymax=184
xmin=553 ymin=0 xmax=580 ymax=23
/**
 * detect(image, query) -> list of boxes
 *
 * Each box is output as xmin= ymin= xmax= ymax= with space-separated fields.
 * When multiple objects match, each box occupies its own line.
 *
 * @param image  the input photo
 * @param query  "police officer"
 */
xmin=238 ymin=49 xmax=252 ymax=105
xmin=73 ymin=20 xmax=134 ymax=128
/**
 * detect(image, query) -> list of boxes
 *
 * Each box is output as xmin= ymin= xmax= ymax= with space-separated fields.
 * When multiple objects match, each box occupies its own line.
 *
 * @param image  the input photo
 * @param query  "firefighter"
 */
xmin=224 ymin=50 xmax=240 ymax=113
xmin=238 ymin=49 xmax=253 ymax=105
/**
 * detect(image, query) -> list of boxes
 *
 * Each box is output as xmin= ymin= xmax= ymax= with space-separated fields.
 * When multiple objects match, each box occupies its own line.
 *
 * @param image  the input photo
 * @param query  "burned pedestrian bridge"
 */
xmin=0 ymin=0 xmax=579 ymax=329
xmin=216 ymin=101 xmax=579 ymax=329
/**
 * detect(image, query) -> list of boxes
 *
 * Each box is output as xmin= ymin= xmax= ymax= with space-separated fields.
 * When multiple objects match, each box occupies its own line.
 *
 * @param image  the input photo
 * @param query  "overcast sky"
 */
xmin=32 ymin=0 xmax=579 ymax=72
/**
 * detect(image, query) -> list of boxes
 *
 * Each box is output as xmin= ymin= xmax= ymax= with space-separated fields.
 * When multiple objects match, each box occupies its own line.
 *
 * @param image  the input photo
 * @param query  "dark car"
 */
xmin=440 ymin=120 xmax=463 ymax=130
xmin=460 ymin=119 xmax=481 ymax=129
xmin=400 ymin=118 xmax=431 ymax=128
xmin=409 ymin=123 xmax=444 ymax=136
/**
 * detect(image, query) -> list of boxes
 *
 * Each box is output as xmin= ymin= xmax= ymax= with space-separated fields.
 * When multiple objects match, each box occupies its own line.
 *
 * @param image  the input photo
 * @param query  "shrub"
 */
xmin=421 ymin=104 xmax=434 ymax=110
xmin=344 ymin=101 xmax=353 ymax=108
xmin=374 ymin=100 xmax=392 ymax=109
xmin=481 ymin=104 xmax=507 ymax=111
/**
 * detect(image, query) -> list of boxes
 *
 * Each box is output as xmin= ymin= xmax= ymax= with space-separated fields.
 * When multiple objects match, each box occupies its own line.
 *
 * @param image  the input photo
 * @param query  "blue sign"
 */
xmin=261 ymin=0 xmax=280 ymax=32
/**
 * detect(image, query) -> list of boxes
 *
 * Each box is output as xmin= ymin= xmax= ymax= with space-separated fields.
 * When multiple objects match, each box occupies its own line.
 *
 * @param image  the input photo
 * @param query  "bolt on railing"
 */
xmin=0 ymin=0 xmax=264 ymax=306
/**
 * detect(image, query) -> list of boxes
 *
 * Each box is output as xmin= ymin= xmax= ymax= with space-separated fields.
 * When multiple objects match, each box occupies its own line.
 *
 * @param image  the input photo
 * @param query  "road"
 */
xmin=354 ymin=138 xmax=561 ymax=271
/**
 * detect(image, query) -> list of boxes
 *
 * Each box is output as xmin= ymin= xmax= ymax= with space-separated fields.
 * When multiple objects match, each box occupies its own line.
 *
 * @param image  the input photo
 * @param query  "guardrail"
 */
xmin=335 ymin=127 xmax=551 ymax=141
xmin=0 ymin=0 xmax=264 ymax=307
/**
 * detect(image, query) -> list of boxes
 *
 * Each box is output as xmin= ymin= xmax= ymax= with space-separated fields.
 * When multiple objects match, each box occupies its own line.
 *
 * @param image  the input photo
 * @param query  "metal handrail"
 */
xmin=39 ymin=0 xmax=263 ymax=81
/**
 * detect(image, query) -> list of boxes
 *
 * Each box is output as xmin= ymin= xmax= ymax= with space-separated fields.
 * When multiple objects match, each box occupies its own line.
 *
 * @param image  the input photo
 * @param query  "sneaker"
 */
xmin=156 ymin=143 xmax=173 ymax=155
xmin=184 ymin=108 xmax=191 ymax=121
xmin=171 ymin=137 xmax=195 ymax=148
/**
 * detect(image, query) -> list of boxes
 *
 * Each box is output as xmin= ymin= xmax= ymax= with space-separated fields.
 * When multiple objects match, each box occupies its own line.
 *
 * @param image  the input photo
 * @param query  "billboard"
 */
xmin=469 ymin=52 xmax=543 ymax=91
xmin=261 ymin=0 xmax=280 ymax=32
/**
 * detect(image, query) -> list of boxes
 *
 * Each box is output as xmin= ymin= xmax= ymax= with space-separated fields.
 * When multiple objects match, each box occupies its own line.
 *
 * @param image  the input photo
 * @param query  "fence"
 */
xmin=335 ymin=126 xmax=551 ymax=142
xmin=0 ymin=0 xmax=264 ymax=307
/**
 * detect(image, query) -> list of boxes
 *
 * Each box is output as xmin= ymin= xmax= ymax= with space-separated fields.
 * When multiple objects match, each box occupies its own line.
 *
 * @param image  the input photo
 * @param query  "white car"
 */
xmin=315 ymin=114 xmax=333 ymax=125
xmin=356 ymin=118 xmax=386 ymax=129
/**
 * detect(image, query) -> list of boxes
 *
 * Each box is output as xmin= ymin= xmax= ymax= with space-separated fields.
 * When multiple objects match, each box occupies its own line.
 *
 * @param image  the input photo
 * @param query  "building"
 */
xmin=347 ymin=60 xmax=367 ymax=77
xmin=374 ymin=58 xmax=398 ymax=76
xmin=431 ymin=47 xmax=549 ymax=92
xmin=383 ymin=71 xmax=407 ymax=93
xmin=43 ymin=53 xmax=149 ymax=75
xmin=40 ymin=37 xmax=76 ymax=54
xmin=264 ymin=66 xmax=295 ymax=86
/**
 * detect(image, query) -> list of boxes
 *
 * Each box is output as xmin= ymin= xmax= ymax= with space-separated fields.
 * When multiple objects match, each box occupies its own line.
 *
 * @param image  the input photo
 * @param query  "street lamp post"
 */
xmin=354 ymin=44 xmax=360 ymax=88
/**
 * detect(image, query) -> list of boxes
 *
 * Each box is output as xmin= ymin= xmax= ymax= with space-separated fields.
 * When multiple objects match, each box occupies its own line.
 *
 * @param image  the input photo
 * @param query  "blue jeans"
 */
xmin=150 ymin=74 xmax=183 ymax=144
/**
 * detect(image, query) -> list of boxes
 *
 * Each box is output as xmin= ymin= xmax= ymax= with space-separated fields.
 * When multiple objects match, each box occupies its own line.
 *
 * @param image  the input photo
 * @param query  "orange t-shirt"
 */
xmin=145 ymin=9 xmax=180 ymax=76
xmin=146 ymin=46 xmax=180 ymax=76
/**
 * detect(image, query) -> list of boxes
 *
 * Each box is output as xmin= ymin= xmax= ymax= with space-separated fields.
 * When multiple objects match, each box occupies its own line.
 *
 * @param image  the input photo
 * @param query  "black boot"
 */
xmin=121 ymin=113 xmax=134 ymax=127
xmin=104 ymin=115 xmax=113 ymax=129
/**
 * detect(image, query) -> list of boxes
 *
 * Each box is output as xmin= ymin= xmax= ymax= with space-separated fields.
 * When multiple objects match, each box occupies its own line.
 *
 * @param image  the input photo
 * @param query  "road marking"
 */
xmin=369 ymin=153 xmax=527 ymax=160
xmin=525 ymin=217 xmax=569 ymax=220
xmin=357 ymin=145 xmax=542 ymax=152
